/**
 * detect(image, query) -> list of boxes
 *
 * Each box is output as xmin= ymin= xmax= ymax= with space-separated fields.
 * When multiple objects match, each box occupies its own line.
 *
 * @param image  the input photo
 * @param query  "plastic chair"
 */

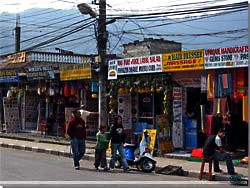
xmin=199 ymin=158 xmax=213 ymax=181
xmin=133 ymin=122 xmax=147 ymax=144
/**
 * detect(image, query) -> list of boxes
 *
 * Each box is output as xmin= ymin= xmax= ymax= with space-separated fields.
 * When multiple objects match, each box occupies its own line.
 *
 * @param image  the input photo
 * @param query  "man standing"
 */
xmin=67 ymin=109 xmax=86 ymax=170
xmin=203 ymin=128 xmax=236 ymax=175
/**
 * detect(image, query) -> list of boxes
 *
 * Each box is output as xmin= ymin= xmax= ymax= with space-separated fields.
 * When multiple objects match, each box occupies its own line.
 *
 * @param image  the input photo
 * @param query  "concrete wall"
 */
xmin=123 ymin=38 xmax=182 ymax=58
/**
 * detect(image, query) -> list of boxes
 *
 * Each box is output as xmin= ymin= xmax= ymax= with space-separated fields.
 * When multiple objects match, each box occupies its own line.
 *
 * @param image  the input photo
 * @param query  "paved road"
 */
xmin=0 ymin=148 xmax=236 ymax=188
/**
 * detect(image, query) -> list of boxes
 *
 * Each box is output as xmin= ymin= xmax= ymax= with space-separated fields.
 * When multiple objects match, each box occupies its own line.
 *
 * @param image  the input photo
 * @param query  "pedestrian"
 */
xmin=46 ymin=112 xmax=54 ymax=135
xmin=94 ymin=125 xmax=110 ymax=171
xmin=67 ymin=109 xmax=86 ymax=170
xmin=203 ymin=128 xmax=236 ymax=175
xmin=109 ymin=115 xmax=130 ymax=172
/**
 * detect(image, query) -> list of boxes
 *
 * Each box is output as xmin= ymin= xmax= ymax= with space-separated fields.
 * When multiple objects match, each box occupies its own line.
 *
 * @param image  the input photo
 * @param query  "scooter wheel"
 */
xmin=140 ymin=158 xmax=155 ymax=172
xmin=115 ymin=159 xmax=122 ymax=168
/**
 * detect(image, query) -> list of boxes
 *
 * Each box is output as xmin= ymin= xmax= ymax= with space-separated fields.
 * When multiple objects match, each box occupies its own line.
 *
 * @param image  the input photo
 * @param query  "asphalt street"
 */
xmin=0 ymin=147 xmax=238 ymax=188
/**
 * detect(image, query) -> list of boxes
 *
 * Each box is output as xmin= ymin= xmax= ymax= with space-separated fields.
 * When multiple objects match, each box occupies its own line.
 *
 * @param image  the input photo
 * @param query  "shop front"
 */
xmin=107 ymin=54 xmax=175 ymax=154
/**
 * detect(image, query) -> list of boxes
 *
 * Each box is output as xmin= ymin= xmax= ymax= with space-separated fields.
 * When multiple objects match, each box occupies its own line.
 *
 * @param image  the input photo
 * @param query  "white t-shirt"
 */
xmin=215 ymin=135 xmax=222 ymax=147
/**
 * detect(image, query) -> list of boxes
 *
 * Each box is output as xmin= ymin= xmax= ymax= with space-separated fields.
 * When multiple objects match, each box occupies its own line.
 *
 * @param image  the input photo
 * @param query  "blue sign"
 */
xmin=25 ymin=65 xmax=55 ymax=80
xmin=0 ymin=70 xmax=19 ymax=83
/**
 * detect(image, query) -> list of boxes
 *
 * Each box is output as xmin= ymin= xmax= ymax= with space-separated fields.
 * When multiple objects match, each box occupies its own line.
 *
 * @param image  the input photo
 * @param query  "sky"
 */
xmin=0 ymin=0 xmax=246 ymax=14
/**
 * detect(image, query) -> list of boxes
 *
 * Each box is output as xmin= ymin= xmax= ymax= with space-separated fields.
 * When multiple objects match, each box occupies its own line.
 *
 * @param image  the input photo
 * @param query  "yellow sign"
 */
xmin=60 ymin=63 xmax=91 ymax=81
xmin=142 ymin=129 xmax=157 ymax=156
xmin=159 ymin=140 xmax=174 ymax=153
xmin=162 ymin=49 xmax=204 ymax=72
xmin=7 ymin=52 xmax=26 ymax=64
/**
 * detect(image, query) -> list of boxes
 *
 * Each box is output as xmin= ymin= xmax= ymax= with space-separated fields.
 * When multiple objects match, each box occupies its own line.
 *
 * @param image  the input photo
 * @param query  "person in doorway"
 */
xmin=67 ymin=109 xmax=86 ymax=170
xmin=94 ymin=125 xmax=110 ymax=171
xmin=46 ymin=112 xmax=54 ymax=135
xmin=203 ymin=128 xmax=236 ymax=175
xmin=109 ymin=115 xmax=130 ymax=172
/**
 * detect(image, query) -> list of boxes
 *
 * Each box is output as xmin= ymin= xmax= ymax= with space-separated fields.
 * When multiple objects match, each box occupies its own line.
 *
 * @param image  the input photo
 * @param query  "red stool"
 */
xmin=199 ymin=158 xmax=213 ymax=181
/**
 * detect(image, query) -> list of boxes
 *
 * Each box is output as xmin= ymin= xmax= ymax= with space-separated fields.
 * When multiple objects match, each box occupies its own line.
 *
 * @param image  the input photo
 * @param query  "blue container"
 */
xmin=124 ymin=148 xmax=135 ymax=159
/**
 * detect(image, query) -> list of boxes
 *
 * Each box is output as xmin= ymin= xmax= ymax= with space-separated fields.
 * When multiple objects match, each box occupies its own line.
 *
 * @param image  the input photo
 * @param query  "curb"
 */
xmin=0 ymin=142 xmax=229 ymax=181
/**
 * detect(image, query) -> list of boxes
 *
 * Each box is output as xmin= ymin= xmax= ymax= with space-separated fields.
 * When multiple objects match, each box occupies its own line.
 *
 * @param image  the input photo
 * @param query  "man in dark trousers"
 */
xmin=203 ymin=128 xmax=236 ymax=175
xmin=67 ymin=109 xmax=86 ymax=170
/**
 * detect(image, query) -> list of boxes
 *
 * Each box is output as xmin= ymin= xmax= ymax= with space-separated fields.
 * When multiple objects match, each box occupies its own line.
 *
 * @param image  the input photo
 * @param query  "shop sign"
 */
xmin=174 ymin=78 xmax=201 ymax=88
xmin=162 ymin=49 xmax=204 ymax=72
xmin=172 ymin=87 xmax=184 ymax=148
xmin=142 ymin=129 xmax=157 ymax=156
xmin=0 ymin=70 xmax=19 ymax=83
xmin=204 ymin=46 xmax=249 ymax=69
xmin=108 ymin=60 xmax=117 ymax=80
xmin=30 ymin=52 xmax=93 ymax=64
xmin=60 ymin=63 xmax=91 ymax=81
xmin=25 ymin=65 xmax=55 ymax=80
xmin=109 ymin=54 xmax=162 ymax=76
xmin=7 ymin=52 xmax=26 ymax=64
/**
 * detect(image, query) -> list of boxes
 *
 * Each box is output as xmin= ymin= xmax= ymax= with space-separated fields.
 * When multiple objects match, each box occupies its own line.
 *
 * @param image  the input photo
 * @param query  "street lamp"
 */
xmin=78 ymin=1 xmax=108 ymax=128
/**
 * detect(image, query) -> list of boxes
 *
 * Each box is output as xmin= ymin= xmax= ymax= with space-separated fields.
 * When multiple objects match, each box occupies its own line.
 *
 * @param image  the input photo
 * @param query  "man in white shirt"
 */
xmin=203 ymin=128 xmax=236 ymax=175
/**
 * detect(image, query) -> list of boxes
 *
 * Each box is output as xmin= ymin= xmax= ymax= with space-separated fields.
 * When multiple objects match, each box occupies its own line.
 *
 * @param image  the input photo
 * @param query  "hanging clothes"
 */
xmin=204 ymin=115 xmax=213 ymax=135
xmin=237 ymin=68 xmax=244 ymax=98
xmin=242 ymin=96 xmax=248 ymax=122
xmin=223 ymin=74 xmax=233 ymax=93
xmin=216 ymin=98 xmax=221 ymax=114
xmin=201 ymin=72 xmax=207 ymax=93
xmin=207 ymin=72 xmax=214 ymax=99
xmin=200 ymin=105 xmax=205 ymax=133
xmin=218 ymin=74 xmax=224 ymax=97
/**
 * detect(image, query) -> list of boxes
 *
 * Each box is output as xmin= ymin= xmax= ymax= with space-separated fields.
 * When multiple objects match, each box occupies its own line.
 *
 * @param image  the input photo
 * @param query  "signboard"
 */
xmin=60 ymin=63 xmax=91 ymax=81
xmin=172 ymin=87 xmax=184 ymax=148
xmin=7 ymin=52 xmax=26 ymax=64
xmin=162 ymin=49 xmax=204 ymax=72
xmin=204 ymin=46 xmax=249 ymax=69
xmin=25 ymin=65 xmax=54 ymax=80
xmin=157 ymin=115 xmax=174 ymax=153
xmin=142 ymin=129 xmax=157 ymax=156
xmin=30 ymin=52 xmax=93 ymax=64
xmin=118 ymin=93 xmax=132 ymax=129
xmin=108 ymin=60 xmax=117 ymax=80
xmin=109 ymin=54 xmax=162 ymax=76
xmin=0 ymin=70 xmax=19 ymax=83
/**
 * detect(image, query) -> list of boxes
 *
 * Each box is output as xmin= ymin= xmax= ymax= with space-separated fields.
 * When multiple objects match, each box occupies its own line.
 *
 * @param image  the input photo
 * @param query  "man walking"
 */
xmin=67 ymin=109 xmax=86 ymax=170
xmin=203 ymin=128 xmax=236 ymax=175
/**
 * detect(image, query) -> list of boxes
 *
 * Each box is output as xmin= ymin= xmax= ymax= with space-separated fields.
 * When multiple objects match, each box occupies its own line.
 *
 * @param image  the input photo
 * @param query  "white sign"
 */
xmin=204 ymin=46 xmax=249 ymax=69
xmin=108 ymin=54 xmax=162 ymax=76
xmin=108 ymin=60 xmax=118 ymax=80
xmin=172 ymin=87 xmax=184 ymax=148
xmin=118 ymin=93 xmax=132 ymax=129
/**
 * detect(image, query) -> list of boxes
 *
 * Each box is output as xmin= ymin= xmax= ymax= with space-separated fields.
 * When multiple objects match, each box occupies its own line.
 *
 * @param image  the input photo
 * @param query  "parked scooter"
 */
xmin=115 ymin=131 xmax=157 ymax=172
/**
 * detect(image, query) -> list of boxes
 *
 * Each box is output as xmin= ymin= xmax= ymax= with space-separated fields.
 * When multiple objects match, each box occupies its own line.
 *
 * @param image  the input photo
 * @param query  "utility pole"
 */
xmin=97 ymin=0 xmax=108 ymax=128
xmin=15 ymin=13 xmax=21 ymax=52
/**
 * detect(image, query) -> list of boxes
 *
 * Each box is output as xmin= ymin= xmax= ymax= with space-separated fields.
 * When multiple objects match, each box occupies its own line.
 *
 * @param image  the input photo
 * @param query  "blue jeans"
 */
xmin=109 ymin=143 xmax=129 ymax=170
xmin=212 ymin=152 xmax=235 ymax=174
xmin=70 ymin=138 xmax=86 ymax=167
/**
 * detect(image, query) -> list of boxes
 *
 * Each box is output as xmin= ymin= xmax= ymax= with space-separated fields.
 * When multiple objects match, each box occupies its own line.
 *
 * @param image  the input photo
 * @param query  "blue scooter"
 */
xmin=115 ymin=131 xmax=157 ymax=172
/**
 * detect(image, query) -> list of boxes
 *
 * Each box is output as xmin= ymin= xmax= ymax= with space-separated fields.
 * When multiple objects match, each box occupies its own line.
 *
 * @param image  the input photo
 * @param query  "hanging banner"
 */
xmin=109 ymin=54 xmax=162 ymax=76
xmin=25 ymin=65 xmax=54 ymax=80
xmin=0 ymin=70 xmax=19 ymax=83
xmin=172 ymin=87 xmax=184 ymax=148
xmin=204 ymin=46 xmax=249 ymax=69
xmin=162 ymin=49 xmax=204 ymax=72
xmin=60 ymin=63 xmax=91 ymax=81
xmin=118 ymin=93 xmax=132 ymax=129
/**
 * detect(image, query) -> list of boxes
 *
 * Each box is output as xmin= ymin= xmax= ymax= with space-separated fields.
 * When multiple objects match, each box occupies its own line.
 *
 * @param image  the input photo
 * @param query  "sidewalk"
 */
xmin=0 ymin=132 xmax=248 ymax=183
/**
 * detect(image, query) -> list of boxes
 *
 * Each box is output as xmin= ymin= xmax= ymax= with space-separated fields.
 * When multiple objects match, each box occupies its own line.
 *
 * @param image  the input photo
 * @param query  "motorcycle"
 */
xmin=115 ymin=131 xmax=157 ymax=172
